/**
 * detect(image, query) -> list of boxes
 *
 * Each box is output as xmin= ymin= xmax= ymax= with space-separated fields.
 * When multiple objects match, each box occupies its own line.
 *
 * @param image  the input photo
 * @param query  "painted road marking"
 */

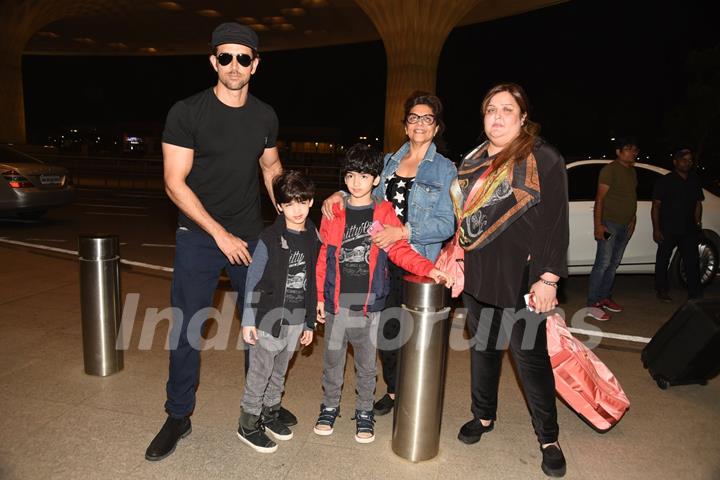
xmin=0 ymin=238 xmax=171 ymax=273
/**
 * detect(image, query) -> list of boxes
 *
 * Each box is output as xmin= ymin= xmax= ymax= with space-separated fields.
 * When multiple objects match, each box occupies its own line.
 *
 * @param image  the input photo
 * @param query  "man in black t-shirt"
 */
xmin=652 ymin=148 xmax=704 ymax=301
xmin=145 ymin=22 xmax=284 ymax=462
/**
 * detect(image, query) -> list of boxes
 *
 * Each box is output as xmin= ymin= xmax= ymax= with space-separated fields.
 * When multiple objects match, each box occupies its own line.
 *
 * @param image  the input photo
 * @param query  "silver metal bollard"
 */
xmin=79 ymin=235 xmax=123 ymax=376
xmin=391 ymin=274 xmax=451 ymax=462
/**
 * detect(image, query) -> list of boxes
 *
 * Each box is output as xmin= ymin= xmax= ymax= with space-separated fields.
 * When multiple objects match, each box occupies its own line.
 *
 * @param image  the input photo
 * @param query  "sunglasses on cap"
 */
xmin=216 ymin=52 xmax=254 ymax=67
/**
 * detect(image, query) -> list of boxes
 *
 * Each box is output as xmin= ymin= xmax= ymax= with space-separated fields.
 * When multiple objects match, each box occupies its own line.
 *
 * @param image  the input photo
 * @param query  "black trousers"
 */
xmin=654 ymin=231 xmax=701 ymax=297
xmin=462 ymin=269 xmax=559 ymax=444
xmin=377 ymin=261 xmax=407 ymax=395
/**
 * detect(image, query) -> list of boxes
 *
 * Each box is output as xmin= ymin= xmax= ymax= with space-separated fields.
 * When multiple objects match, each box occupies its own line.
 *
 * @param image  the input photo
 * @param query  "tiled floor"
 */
xmin=1 ymin=246 xmax=719 ymax=479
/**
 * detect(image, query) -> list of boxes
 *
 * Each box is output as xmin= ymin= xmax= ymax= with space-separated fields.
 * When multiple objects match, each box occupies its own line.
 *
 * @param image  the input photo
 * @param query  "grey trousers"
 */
xmin=322 ymin=309 xmax=380 ymax=412
xmin=241 ymin=324 xmax=304 ymax=416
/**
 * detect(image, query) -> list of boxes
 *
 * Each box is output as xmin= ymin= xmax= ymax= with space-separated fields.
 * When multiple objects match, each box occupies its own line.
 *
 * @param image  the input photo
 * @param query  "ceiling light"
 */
xmin=157 ymin=1 xmax=182 ymax=10
xmin=74 ymin=37 xmax=96 ymax=44
xmin=236 ymin=16 xmax=259 ymax=24
xmin=248 ymin=24 xmax=270 ymax=32
xmin=301 ymin=0 xmax=329 ymax=7
xmin=263 ymin=16 xmax=287 ymax=24
xmin=272 ymin=23 xmax=295 ymax=32
xmin=107 ymin=42 xmax=128 ymax=49
xmin=196 ymin=9 xmax=221 ymax=17
xmin=138 ymin=47 xmax=159 ymax=53
xmin=280 ymin=8 xmax=306 ymax=16
xmin=36 ymin=31 xmax=60 ymax=38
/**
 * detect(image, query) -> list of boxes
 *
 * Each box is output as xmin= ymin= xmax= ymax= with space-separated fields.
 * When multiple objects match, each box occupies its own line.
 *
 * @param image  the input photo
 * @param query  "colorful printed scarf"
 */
xmin=450 ymin=141 xmax=541 ymax=251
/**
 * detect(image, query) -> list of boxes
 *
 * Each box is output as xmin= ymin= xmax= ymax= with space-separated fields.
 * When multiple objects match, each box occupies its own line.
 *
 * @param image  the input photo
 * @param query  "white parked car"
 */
xmin=566 ymin=160 xmax=719 ymax=286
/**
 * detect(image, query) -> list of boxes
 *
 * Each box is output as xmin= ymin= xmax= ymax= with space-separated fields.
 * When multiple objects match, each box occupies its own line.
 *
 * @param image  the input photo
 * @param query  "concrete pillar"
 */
xmin=0 ymin=0 xmax=107 ymax=143
xmin=354 ymin=0 xmax=479 ymax=151
xmin=0 ymin=10 xmax=36 ymax=144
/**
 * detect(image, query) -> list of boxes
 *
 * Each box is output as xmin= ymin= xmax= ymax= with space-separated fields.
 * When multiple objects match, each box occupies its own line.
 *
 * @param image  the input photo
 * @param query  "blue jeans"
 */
xmin=165 ymin=227 xmax=257 ymax=417
xmin=587 ymin=220 xmax=631 ymax=305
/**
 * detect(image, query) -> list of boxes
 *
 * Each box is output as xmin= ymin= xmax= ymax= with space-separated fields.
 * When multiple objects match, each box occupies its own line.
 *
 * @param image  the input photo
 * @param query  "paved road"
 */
xmin=2 ymin=187 xmax=717 ymax=347
xmin=0 ymin=187 xmax=325 ymax=269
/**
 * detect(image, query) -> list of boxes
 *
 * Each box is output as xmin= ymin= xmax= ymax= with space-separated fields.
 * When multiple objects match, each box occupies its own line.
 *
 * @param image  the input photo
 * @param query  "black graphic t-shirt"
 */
xmin=384 ymin=173 xmax=415 ymax=221
xmin=340 ymin=204 xmax=374 ymax=310
xmin=284 ymin=230 xmax=307 ymax=313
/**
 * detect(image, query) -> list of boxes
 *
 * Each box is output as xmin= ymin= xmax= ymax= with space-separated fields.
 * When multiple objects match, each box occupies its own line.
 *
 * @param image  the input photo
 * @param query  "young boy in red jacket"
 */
xmin=314 ymin=143 xmax=452 ymax=443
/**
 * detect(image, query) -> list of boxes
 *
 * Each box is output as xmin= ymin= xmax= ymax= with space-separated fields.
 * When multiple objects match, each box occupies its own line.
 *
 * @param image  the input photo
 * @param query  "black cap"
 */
xmin=211 ymin=22 xmax=259 ymax=51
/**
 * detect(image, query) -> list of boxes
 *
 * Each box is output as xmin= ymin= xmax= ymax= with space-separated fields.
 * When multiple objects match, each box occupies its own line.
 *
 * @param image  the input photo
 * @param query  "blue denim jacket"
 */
xmin=372 ymin=141 xmax=457 ymax=262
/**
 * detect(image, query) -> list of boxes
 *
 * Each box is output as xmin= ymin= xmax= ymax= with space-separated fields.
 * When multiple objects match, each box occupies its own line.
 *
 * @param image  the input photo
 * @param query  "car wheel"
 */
xmin=670 ymin=234 xmax=718 ymax=288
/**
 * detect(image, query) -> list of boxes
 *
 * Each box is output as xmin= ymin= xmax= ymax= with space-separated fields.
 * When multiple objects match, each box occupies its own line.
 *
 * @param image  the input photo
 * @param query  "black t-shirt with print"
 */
xmin=340 ymin=204 xmax=374 ymax=310
xmin=162 ymin=88 xmax=279 ymax=240
xmin=284 ymin=230 xmax=308 ymax=313
xmin=385 ymin=174 xmax=415 ymax=222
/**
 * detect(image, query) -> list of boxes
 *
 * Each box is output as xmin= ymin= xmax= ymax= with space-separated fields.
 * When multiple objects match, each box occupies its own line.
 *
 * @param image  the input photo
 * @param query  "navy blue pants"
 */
xmin=165 ymin=227 xmax=256 ymax=418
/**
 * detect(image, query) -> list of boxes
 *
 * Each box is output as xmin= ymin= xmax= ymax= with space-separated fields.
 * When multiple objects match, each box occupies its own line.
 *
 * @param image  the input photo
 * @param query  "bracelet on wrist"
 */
xmin=539 ymin=278 xmax=558 ymax=288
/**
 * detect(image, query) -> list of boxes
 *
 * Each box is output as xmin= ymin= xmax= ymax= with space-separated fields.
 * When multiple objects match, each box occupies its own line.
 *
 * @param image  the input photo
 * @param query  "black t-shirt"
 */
xmin=339 ymin=204 xmax=374 ymax=310
xmin=385 ymin=173 xmax=415 ymax=222
xmin=284 ymin=230 xmax=308 ymax=313
xmin=162 ymin=88 xmax=279 ymax=240
xmin=653 ymin=171 xmax=704 ymax=235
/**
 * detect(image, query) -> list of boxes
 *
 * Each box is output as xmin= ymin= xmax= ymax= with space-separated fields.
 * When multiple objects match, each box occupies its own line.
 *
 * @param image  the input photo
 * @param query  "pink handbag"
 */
xmin=434 ymin=232 xmax=465 ymax=298
xmin=546 ymin=313 xmax=630 ymax=432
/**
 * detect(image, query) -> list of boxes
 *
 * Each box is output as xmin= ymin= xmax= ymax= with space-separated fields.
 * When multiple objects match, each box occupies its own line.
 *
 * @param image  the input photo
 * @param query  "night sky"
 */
xmin=22 ymin=0 xmax=719 ymax=168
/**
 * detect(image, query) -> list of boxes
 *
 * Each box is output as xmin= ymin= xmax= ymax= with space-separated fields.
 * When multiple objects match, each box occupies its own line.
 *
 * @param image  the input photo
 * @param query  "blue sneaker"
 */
xmin=313 ymin=404 xmax=340 ymax=436
xmin=352 ymin=409 xmax=375 ymax=444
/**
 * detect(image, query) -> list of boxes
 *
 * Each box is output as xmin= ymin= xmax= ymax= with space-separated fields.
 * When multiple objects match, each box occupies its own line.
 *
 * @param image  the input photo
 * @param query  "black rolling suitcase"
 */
xmin=641 ymin=299 xmax=720 ymax=389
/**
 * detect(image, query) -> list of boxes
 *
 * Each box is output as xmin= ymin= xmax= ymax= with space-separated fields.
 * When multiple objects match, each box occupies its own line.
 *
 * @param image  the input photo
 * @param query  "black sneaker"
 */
xmin=541 ymin=444 xmax=567 ymax=477
xmin=145 ymin=416 xmax=192 ymax=461
xmin=237 ymin=412 xmax=278 ymax=453
xmin=277 ymin=406 xmax=298 ymax=427
xmin=262 ymin=406 xmax=293 ymax=441
xmin=373 ymin=393 xmax=394 ymax=416
xmin=313 ymin=404 xmax=340 ymax=436
xmin=352 ymin=409 xmax=375 ymax=444
xmin=457 ymin=418 xmax=494 ymax=444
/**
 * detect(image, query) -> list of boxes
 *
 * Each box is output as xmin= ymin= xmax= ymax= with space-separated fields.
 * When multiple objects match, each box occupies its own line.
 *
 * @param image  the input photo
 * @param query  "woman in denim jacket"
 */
xmin=321 ymin=92 xmax=457 ymax=415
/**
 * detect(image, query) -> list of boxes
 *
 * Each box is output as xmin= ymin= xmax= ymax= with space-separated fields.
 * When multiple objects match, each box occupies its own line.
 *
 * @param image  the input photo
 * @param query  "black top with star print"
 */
xmin=384 ymin=173 xmax=415 ymax=222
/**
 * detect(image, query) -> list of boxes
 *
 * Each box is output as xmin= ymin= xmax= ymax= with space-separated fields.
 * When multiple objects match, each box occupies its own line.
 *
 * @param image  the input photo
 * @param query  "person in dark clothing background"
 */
xmin=452 ymin=83 xmax=569 ymax=478
xmin=652 ymin=148 xmax=704 ymax=301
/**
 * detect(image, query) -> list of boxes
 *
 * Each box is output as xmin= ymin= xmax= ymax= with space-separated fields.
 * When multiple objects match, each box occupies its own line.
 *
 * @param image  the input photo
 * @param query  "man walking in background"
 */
xmin=652 ymin=148 xmax=704 ymax=301
xmin=586 ymin=137 xmax=639 ymax=321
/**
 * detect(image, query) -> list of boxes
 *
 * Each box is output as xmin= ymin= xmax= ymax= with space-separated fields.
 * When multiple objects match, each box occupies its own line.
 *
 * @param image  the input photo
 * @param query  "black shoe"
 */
xmin=277 ymin=406 xmax=297 ymax=427
xmin=313 ymin=404 xmax=340 ymax=436
xmin=238 ymin=411 xmax=278 ymax=453
xmin=352 ymin=409 xmax=376 ymax=444
xmin=373 ymin=393 xmax=394 ymax=416
xmin=541 ymin=444 xmax=567 ymax=477
xmin=457 ymin=418 xmax=494 ymax=444
xmin=262 ymin=405 xmax=293 ymax=441
xmin=145 ymin=416 xmax=192 ymax=461
xmin=656 ymin=291 xmax=672 ymax=303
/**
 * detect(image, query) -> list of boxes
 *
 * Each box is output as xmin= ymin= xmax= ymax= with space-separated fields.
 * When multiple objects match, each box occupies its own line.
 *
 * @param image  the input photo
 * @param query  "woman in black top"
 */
xmin=453 ymin=84 xmax=569 ymax=478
